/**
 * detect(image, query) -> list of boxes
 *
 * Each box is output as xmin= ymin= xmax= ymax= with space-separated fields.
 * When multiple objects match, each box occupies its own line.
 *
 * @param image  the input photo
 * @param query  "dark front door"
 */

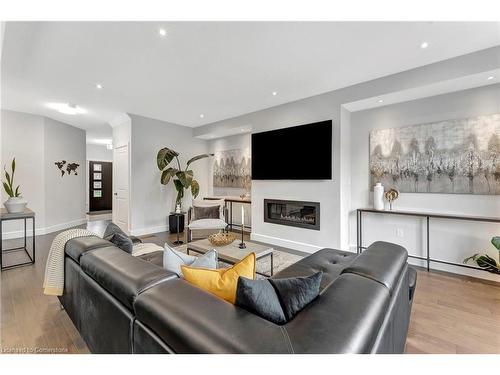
xmin=89 ymin=161 xmax=112 ymax=212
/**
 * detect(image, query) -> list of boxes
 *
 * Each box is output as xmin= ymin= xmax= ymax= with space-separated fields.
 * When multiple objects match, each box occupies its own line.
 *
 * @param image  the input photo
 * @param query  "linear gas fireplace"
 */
xmin=264 ymin=199 xmax=320 ymax=231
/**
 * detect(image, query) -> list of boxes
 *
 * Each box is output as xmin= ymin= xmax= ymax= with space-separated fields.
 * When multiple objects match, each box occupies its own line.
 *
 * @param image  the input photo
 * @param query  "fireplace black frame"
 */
xmin=264 ymin=199 xmax=320 ymax=231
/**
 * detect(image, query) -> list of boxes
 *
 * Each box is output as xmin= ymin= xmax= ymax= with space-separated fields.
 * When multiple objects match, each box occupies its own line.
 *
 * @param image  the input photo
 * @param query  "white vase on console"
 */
xmin=373 ymin=183 xmax=384 ymax=211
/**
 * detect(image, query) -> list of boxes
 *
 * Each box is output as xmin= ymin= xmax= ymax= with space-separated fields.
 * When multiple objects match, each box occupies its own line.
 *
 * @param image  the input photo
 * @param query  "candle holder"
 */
xmin=238 ymin=223 xmax=246 ymax=249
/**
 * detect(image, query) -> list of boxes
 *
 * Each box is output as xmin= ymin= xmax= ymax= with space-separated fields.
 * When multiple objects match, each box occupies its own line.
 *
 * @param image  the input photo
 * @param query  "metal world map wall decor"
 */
xmin=369 ymin=113 xmax=500 ymax=195
xmin=54 ymin=160 xmax=80 ymax=177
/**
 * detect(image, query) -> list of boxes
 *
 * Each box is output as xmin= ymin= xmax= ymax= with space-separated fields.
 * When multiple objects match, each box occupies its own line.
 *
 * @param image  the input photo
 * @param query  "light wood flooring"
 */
xmin=1 ymin=222 xmax=499 ymax=354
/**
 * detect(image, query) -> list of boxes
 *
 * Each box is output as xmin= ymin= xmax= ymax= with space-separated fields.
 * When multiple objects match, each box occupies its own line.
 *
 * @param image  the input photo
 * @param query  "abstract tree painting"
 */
xmin=369 ymin=114 xmax=500 ymax=194
xmin=213 ymin=149 xmax=251 ymax=190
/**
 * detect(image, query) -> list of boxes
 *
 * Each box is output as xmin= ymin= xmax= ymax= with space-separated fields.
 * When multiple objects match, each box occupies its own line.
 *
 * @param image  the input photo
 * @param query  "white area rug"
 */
xmin=174 ymin=243 xmax=303 ymax=277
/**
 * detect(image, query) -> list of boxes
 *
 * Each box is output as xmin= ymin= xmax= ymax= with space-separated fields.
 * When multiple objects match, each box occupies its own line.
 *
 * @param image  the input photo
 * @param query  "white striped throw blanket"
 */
xmin=43 ymin=229 xmax=98 ymax=296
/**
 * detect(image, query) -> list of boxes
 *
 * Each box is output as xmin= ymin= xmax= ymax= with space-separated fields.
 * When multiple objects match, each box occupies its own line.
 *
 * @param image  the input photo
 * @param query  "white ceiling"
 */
xmin=2 ymin=21 xmax=500 ymax=142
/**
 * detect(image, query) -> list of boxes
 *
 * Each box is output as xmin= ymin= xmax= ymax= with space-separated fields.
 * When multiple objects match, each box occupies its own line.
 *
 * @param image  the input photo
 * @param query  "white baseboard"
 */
xmin=130 ymin=224 xmax=169 ymax=237
xmin=2 ymin=218 xmax=87 ymax=240
xmin=250 ymin=232 xmax=324 ymax=254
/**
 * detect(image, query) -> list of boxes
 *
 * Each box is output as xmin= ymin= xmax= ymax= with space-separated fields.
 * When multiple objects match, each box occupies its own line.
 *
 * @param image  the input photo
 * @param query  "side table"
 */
xmin=169 ymin=212 xmax=186 ymax=245
xmin=0 ymin=208 xmax=36 ymax=270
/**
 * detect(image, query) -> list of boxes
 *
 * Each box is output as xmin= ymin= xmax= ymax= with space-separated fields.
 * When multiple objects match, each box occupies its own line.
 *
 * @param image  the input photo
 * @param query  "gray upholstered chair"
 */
xmin=186 ymin=199 xmax=229 ymax=242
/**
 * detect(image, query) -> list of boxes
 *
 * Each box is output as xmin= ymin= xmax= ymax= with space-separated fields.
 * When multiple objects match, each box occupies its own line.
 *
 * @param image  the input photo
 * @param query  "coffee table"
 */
xmin=186 ymin=238 xmax=274 ymax=277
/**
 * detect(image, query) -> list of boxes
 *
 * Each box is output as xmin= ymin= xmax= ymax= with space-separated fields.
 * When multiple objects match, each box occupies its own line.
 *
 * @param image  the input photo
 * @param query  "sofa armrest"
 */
xmin=341 ymin=241 xmax=407 ymax=295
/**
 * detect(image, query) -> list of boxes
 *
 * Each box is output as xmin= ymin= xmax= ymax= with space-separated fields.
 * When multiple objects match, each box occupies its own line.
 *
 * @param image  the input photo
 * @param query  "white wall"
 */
xmin=208 ymin=133 xmax=252 ymax=226
xmin=349 ymin=84 xmax=500 ymax=281
xmin=1 ymin=110 xmax=46 ymax=234
xmin=129 ymin=114 xmax=209 ymax=235
xmin=44 ymin=117 xmax=86 ymax=229
xmin=86 ymin=144 xmax=113 ymax=162
xmin=1 ymin=109 xmax=87 ymax=238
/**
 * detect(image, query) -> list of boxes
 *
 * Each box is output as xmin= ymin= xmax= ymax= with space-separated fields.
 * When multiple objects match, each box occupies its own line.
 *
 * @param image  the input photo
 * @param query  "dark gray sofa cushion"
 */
xmin=65 ymin=236 xmax=112 ymax=263
xmin=272 ymin=248 xmax=356 ymax=291
xmin=103 ymin=223 xmax=133 ymax=253
xmin=80 ymin=247 xmax=176 ymax=310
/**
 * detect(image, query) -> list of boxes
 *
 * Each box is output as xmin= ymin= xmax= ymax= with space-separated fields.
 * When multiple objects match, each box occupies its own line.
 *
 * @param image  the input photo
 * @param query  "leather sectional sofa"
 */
xmin=59 ymin=237 xmax=417 ymax=353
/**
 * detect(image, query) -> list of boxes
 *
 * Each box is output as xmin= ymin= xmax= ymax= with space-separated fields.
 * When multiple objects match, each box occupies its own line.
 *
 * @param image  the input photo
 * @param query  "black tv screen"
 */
xmin=251 ymin=120 xmax=332 ymax=180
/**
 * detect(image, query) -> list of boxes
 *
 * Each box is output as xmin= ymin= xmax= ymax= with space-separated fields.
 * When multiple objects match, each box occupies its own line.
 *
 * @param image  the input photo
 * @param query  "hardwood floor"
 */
xmin=1 ymin=222 xmax=499 ymax=354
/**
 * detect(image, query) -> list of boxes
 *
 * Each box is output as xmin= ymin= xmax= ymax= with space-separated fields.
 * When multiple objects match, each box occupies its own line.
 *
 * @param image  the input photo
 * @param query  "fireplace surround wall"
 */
xmin=264 ymin=199 xmax=320 ymax=231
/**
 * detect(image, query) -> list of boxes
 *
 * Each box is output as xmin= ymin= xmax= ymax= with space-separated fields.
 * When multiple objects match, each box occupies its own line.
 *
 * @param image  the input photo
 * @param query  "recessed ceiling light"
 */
xmin=420 ymin=42 xmax=429 ymax=49
xmin=378 ymin=99 xmax=384 ymax=103
xmin=96 ymin=83 xmax=103 ymax=89
xmin=487 ymin=76 xmax=494 ymax=80
xmin=272 ymin=91 xmax=278 ymax=96
xmin=47 ymin=103 xmax=86 ymax=115
xmin=199 ymin=114 xmax=205 ymax=118
xmin=158 ymin=28 xmax=167 ymax=37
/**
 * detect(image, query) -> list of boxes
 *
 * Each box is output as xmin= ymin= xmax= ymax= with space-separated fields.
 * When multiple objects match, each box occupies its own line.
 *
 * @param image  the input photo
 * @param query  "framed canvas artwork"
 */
xmin=369 ymin=113 xmax=500 ymax=195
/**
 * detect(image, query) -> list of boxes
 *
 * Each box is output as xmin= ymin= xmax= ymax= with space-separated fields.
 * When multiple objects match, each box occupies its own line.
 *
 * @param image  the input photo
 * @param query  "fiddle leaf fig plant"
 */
xmin=463 ymin=236 xmax=500 ymax=274
xmin=3 ymin=158 xmax=21 ymax=198
xmin=156 ymin=147 xmax=212 ymax=208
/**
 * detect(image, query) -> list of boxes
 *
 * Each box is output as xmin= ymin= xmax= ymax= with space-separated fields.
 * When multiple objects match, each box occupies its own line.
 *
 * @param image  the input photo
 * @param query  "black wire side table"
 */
xmin=0 ymin=207 xmax=36 ymax=270
xmin=169 ymin=212 xmax=186 ymax=245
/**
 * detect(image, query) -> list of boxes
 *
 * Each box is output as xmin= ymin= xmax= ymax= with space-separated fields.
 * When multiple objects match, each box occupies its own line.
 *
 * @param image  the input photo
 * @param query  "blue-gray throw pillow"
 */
xmin=235 ymin=271 xmax=322 ymax=324
xmin=103 ymin=222 xmax=133 ymax=253
xmin=163 ymin=244 xmax=218 ymax=277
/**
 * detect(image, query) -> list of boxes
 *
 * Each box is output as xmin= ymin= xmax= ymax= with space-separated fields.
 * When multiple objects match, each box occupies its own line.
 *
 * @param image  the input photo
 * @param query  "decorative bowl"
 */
xmin=208 ymin=232 xmax=236 ymax=246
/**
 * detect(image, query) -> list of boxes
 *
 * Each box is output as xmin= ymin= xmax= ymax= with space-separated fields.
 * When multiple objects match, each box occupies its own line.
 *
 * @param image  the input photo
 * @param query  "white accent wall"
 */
xmin=208 ymin=133 xmax=252 ymax=227
xmin=128 ymin=114 xmax=210 ymax=236
xmin=1 ymin=110 xmax=86 ymax=238
xmin=349 ymin=84 xmax=500 ymax=282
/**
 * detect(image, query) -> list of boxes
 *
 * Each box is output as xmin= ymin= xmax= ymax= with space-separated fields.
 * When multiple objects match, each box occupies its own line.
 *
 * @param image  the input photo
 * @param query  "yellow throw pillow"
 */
xmin=181 ymin=252 xmax=256 ymax=304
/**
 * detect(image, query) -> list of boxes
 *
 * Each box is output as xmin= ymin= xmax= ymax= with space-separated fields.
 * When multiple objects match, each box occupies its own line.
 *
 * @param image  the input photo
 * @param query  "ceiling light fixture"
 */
xmin=378 ymin=99 xmax=384 ymax=103
xmin=272 ymin=91 xmax=278 ymax=96
xmin=420 ymin=41 xmax=429 ymax=49
xmin=96 ymin=83 xmax=103 ymax=89
xmin=159 ymin=28 xmax=167 ymax=37
xmin=199 ymin=114 xmax=205 ymax=118
xmin=47 ymin=103 xmax=86 ymax=115
xmin=487 ymin=76 xmax=494 ymax=80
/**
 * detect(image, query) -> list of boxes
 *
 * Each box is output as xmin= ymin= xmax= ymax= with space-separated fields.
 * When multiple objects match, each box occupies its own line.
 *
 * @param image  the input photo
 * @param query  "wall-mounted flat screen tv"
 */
xmin=251 ymin=120 xmax=332 ymax=180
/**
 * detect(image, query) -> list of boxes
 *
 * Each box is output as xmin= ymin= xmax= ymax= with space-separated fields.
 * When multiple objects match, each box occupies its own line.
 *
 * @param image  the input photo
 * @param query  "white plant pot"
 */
xmin=4 ymin=197 xmax=28 ymax=213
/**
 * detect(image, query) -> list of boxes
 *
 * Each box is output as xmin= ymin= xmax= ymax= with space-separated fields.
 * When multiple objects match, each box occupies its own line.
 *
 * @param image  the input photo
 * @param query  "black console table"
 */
xmin=356 ymin=208 xmax=500 ymax=272
xmin=0 ymin=208 xmax=36 ymax=270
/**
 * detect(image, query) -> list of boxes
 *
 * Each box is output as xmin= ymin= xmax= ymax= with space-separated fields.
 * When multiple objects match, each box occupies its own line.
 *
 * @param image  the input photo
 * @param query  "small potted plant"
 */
xmin=463 ymin=236 xmax=500 ymax=274
xmin=2 ymin=158 xmax=27 ymax=213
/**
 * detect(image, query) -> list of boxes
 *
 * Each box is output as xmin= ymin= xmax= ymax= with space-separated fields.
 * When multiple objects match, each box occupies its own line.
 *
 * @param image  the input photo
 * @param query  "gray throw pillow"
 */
xmin=163 ymin=244 xmax=217 ymax=277
xmin=193 ymin=205 xmax=220 ymax=220
xmin=269 ymin=272 xmax=323 ymax=321
xmin=103 ymin=223 xmax=133 ymax=253
xmin=235 ymin=276 xmax=287 ymax=324
xmin=235 ymin=272 xmax=323 ymax=324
